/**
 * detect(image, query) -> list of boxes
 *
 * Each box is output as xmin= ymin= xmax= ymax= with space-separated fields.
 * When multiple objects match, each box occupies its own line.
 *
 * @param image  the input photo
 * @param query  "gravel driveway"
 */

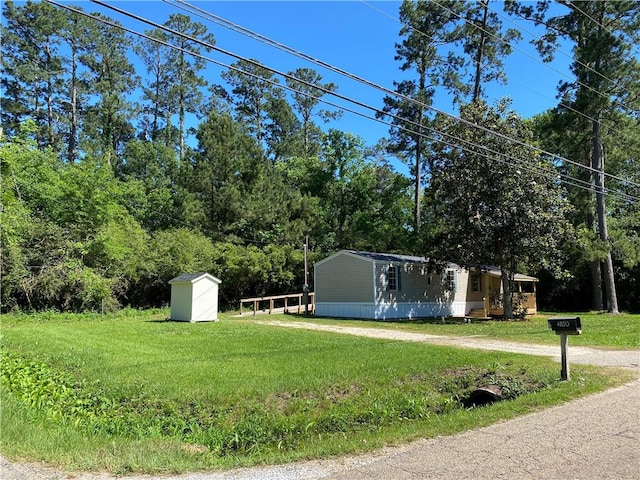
xmin=3 ymin=320 xmax=639 ymax=480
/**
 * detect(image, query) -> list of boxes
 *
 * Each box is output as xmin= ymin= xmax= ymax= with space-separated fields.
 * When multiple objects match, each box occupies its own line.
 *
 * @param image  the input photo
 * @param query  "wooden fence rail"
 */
xmin=239 ymin=292 xmax=315 ymax=316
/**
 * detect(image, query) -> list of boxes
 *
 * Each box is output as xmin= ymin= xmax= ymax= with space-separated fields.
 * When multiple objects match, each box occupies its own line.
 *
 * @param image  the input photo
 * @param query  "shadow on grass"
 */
xmin=307 ymin=315 xmax=497 ymax=326
xmin=364 ymin=317 xmax=487 ymax=326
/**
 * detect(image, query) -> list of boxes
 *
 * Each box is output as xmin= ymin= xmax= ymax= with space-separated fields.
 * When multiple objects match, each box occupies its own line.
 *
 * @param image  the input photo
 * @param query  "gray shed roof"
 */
xmin=169 ymin=272 xmax=222 ymax=284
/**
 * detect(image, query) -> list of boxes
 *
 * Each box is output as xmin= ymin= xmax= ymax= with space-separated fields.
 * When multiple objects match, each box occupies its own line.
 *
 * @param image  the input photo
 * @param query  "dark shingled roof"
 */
xmin=169 ymin=272 xmax=222 ymax=284
xmin=170 ymin=272 xmax=208 ymax=283
xmin=346 ymin=250 xmax=429 ymax=264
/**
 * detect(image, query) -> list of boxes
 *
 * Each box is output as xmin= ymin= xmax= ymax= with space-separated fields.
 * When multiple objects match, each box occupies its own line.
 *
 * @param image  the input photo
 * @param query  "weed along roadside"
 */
xmin=0 ymin=310 xmax=638 ymax=477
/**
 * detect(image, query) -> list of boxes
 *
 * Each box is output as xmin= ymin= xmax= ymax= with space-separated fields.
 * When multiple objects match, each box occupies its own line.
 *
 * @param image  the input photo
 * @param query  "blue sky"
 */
xmin=57 ymin=2 xmax=573 ymax=169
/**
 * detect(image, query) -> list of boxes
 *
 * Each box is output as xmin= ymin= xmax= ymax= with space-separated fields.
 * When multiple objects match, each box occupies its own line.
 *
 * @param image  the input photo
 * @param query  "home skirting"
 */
xmin=315 ymin=301 xmax=480 ymax=320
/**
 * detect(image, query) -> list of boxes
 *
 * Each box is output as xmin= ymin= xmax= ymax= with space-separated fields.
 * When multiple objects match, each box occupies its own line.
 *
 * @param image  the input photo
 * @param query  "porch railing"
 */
xmin=239 ymin=292 xmax=315 ymax=316
xmin=484 ymin=293 xmax=537 ymax=316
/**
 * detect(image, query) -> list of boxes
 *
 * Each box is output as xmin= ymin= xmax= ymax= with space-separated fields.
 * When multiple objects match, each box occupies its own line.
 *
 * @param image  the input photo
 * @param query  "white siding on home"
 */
xmin=315 ymin=302 xmax=376 ymax=319
xmin=315 ymin=300 xmax=474 ymax=320
xmin=314 ymin=253 xmax=374 ymax=303
xmin=375 ymin=301 xmax=470 ymax=319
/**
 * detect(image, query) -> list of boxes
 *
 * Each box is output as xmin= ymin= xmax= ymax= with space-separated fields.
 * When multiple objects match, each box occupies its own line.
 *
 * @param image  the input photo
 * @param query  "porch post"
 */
xmin=483 ymin=273 xmax=489 ymax=317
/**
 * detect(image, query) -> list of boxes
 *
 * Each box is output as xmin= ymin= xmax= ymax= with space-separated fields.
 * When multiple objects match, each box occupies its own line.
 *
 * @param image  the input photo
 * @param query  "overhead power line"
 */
xmin=360 ymin=0 xmax=599 ymax=125
xmin=166 ymin=0 xmax=640 ymax=190
xmin=43 ymin=0 xmax=640 ymax=204
xmin=567 ymin=0 xmax=640 ymax=58
xmin=482 ymin=1 xmax=639 ymax=105
xmin=429 ymin=0 xmax=638 ymax=116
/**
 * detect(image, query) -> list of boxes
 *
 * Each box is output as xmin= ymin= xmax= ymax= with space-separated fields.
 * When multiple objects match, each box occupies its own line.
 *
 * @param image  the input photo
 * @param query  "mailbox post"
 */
xmin=548 ymin=317 xmax=582 ymax=380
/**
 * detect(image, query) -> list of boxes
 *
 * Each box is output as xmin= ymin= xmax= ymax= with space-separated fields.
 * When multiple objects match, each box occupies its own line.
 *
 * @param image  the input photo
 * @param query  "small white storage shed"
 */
xmin=168 ymin=273 xmax=222 ymax=322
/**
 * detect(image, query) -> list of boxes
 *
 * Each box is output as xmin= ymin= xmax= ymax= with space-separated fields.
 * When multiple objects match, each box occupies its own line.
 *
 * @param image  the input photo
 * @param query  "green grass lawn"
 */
xmin=1 ymin=309 xmax=635 ymax=474
xmin=278 ymin=311 xmax=640 ymax=349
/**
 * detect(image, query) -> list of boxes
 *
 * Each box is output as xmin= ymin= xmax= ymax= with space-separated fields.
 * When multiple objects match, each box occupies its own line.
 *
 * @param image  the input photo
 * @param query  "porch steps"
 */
xmin=466 ymin=309 xmax=492 ymax=321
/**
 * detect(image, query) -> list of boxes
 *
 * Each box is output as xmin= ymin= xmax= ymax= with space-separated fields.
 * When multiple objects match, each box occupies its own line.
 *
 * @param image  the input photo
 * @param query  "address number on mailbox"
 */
xmin=548 ymin=316 xmax=582 ymax=335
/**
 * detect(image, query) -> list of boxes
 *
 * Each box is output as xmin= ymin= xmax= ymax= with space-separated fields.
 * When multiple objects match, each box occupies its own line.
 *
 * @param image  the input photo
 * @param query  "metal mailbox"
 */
xmin=548 ymin=316 xmax=582 ymax=335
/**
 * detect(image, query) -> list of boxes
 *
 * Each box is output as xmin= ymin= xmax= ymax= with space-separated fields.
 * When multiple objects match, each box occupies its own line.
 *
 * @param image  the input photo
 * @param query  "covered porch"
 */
xmin=469 ymin=268 xmax=538 ymax=318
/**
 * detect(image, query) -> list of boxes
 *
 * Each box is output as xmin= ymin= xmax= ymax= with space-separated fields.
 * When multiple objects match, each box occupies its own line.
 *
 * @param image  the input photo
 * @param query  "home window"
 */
xmin=472 ymin=274 xmax=481 ymax=292
xmin=387 ymin=265 xmax=399 ymax=291
xmin=445 ymin=270 xmax=456 ymax=291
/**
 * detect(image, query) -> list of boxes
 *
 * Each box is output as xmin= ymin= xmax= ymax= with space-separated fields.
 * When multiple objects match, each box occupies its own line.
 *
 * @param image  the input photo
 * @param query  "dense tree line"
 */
xmin=1 ymin=1 xmax=638 ymax=313
xmin=1 ymin=1 xmax=413 ymax=311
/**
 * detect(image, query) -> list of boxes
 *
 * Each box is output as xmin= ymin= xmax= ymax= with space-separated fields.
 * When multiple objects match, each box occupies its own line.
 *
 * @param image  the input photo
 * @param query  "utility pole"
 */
xmin=303 ymin=236 xmax=309 ymax=314
xmin=304 ymin=235 xmax=309 ymax=287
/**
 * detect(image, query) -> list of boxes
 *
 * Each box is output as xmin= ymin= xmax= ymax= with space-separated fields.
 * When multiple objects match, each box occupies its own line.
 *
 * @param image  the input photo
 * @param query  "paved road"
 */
xmin=2 ymin=322 xmax=639 ymax=480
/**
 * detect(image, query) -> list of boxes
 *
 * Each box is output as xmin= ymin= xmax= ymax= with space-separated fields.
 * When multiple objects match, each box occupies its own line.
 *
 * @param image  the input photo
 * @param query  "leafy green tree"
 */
xmin=273 ymin=155 xmax=329 ymax=240
xmin=210 ymin=243 xmax=307 ymax=307
xmin=429 ymin=101 xmax=572 ymax=318
xmin=56 ymin=159 xmax=131 ymax=233
xmin=85 ymin=217 xmax=150 ymax=283
xmin=533 ymin=109 xmax=640 ymax=311
xmin=0 ymin=125 xmax=44 ymax=310
xmin=211 ymin=242 xmax=271 ymax=305
xmin=126 ymin=228 xmax=217 ymax=307
xmin=317 ymin=130 xmax=413 ymax=251
xmin=0 ymin=124 xmax=137 ymax=312
xmin=192 ymin=108 xmax=313 ymax=245
xmin=149 ymin=228 xmax=217 ymax=281
xmin=364 ymin=142 xmax=414 ymax=253
xmin=119 ymin=139 xmax=179 ymax=231
xmin=610 ymin=204 xmax=640 ymax=312
xmin=233 ymin=164 xmax=310 ymax=245
xmin=319 ymin=130 xmax=367 ymax=248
